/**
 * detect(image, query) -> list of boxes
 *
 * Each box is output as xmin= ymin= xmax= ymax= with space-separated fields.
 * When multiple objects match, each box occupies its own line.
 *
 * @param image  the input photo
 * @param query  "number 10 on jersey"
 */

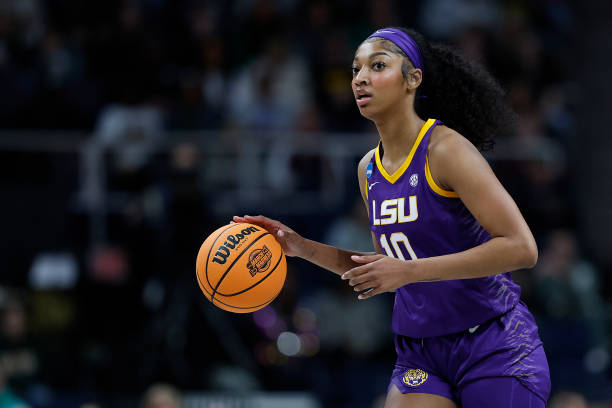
xmin=380 ymin=233 xmax=418 ymax=260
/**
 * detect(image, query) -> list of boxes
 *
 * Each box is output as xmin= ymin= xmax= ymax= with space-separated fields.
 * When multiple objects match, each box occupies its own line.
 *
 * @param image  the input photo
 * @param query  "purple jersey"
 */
xmin=366 ymin=118 xmax=521 ymax=337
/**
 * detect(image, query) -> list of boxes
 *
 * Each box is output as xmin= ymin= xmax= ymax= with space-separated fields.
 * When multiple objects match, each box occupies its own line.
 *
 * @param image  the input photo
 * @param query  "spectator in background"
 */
xmin=530 ymin=229 xmax=610 ymax=394
xmin=93 ymin=103 xmax=163 ymax=192
xmin=165 ymin=37 xmax=228 ymax=130
xmin=533 ymin=230 xmax=608 ymax=346
xmin=199 ymin=36 xmax=228 ymax=119
xmin=310 ymin=29 xmax=365 ymax=132
xmin=0 ymin=0 xmax=45 ymax=128
xmin=418 ymin=0 xmax=501 ymax=40
xmin=83 ymin=77 xmax=165 ymax=243
xmin=227 ymin=34 xmax=313 ymax=130
xmin=265 ymin=105 xmax=336 ymax=197
xmin=456 ymin=25 xmax=487 ymax=63
xmin=140 ymin=383 xmax=181 ymax=408
xmin=87 ymin=0 xmax=165 ymax=194
xmin=324 ymin=198 xmax=373 ymax=253
xmin=492 ymin=97 xmax=571 ymax=235
xmin=166 ymin=68 xmax=212 ymax=130
xmin=539 ymin=83 xmax=576 ymax=151
xmin=0 ymin=293 xmax=36 ymax=408
xmin=368 ymin=0 xmax=400 ymax=29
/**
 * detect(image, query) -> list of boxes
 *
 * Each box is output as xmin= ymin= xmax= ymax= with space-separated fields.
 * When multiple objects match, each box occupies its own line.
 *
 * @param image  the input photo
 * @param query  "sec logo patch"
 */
xmin=409 ymin=173 xmax=418 ymax=187
xmin=402 ymin=368 xmax=428 ymax=387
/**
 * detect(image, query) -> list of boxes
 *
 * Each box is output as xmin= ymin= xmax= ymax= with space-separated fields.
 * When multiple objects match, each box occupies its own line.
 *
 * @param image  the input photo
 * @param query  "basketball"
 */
xmin=196 ymin=223 xmax=287 ymax=313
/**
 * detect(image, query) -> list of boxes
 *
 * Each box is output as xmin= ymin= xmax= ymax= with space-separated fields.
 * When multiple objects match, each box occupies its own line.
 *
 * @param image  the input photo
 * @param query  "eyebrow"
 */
xmin=353 ymin=51 xmax=391 ymax=62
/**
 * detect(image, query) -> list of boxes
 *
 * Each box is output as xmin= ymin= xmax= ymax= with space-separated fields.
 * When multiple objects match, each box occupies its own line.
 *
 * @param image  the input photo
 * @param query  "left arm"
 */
xmin=343 ymin=129 xmax=538 ymax=299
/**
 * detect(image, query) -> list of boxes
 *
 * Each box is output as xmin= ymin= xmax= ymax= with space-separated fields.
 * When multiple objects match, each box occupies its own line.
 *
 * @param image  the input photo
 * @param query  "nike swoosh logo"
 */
xmin=368 ymin=181 xmax=380 ymax=191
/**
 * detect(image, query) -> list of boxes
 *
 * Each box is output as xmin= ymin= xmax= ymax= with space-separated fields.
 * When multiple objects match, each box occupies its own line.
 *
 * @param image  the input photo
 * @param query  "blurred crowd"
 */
xmin=1 ymin=0 xmax=611 ymax=407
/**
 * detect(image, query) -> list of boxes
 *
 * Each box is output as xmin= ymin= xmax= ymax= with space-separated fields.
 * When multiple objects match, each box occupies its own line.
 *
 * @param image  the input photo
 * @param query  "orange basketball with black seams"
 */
xmin=196 ymin=223 xmax=287 ymax=313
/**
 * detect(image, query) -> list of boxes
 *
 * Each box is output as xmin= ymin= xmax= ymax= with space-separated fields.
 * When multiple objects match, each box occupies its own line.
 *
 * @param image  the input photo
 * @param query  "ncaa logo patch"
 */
xmin=402 ymin=368 xmax=428 ymax=387
xmin=366 ymin=162 xmax=373 ymax=179
xmin=246 ymin=245 xmax=272 ymax=277
xmin=409 ymin=173 xmax=418 ymax=187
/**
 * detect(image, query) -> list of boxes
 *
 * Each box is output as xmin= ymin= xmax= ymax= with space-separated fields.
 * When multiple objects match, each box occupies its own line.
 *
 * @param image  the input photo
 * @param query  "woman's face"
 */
xmin=351 ymin=40 xmax=410 ymax=120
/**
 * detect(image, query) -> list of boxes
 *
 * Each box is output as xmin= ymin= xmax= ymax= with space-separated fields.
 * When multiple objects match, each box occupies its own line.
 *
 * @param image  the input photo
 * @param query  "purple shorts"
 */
xmin=389 ymin=301 xmax=551 ymax=406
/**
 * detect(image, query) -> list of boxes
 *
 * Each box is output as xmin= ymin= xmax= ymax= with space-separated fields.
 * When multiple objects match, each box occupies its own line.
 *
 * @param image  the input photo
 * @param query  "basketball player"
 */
xmin=234 ymin=27 xmax=550 ymax=407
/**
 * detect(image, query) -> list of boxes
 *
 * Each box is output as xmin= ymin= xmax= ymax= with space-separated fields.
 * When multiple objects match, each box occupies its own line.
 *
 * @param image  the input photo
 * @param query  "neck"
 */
xmin=374 ymin=103 xmax=424 ymax=162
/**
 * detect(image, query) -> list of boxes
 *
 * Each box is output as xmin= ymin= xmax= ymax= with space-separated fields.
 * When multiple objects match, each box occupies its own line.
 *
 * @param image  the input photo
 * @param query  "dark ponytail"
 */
xmin=367 ymin=27 xmax=516 ymax=152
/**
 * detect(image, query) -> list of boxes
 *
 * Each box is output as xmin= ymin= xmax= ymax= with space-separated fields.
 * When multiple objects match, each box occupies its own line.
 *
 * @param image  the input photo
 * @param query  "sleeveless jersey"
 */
xmin=366 ymin=118 xmax=521 ymax=338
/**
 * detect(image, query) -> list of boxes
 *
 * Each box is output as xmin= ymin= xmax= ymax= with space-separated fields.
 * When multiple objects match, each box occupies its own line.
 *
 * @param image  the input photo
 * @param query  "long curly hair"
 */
xmin=365 ymin=27 xmax=516 ymax=152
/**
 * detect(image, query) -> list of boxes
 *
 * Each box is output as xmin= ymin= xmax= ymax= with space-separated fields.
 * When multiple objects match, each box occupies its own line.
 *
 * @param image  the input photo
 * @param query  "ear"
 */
xmin=406 ymin=68 xmax=423 ymax=91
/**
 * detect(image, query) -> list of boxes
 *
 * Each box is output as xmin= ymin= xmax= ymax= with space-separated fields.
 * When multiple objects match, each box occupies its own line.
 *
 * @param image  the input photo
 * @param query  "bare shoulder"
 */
xmin=427 ymin=126 xmax=492 ymax=194
xmin=428 ymin=125 xmax=478 ymax=160
xmin=427 ymin=125 xmax=488 ymax=191
xmin=357 ymin=147 xmax=376 ymax=200
xmin=358 ymin=148 xmax=377 ymax=174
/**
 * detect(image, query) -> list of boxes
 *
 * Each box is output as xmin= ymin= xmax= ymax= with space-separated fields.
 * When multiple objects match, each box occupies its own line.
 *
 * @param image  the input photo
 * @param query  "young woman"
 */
xmin=234 ymin=27 xmax=551 ymax=408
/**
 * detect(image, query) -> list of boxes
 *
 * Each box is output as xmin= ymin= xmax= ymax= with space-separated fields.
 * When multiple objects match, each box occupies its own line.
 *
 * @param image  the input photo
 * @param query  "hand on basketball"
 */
xmin=232 ymin=215 xmax=303 ymax=257
xmin=342 ymin=254 xmax=412 ymax=299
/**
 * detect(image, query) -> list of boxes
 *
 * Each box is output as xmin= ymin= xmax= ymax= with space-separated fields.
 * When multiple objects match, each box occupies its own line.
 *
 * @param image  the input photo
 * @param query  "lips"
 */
xmin=355 ymin=90 xmax=372 ymax=106
xmin=356 ymin=96 xmax=371 ymax=106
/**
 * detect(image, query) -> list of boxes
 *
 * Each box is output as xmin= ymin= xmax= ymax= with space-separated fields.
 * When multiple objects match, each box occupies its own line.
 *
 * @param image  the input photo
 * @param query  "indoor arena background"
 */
xmin=1 ymin=0 xmax=611 ymax=407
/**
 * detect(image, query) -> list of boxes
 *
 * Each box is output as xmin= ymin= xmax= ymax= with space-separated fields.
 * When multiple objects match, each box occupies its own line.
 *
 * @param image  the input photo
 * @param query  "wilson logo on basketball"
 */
xmin=211 ymin=226 xmax=260 ymax=264
xmin=246 ymin=245 xmax=273 ymax=277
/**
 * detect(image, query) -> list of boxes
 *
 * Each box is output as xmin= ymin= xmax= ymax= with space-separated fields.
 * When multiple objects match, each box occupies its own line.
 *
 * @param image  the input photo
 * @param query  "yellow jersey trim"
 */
xmin=365 ymin=178 xmax=369 ymax=200
xmin=425 ymin=156 xmax=459 ymax=198
xmin=375 ymin=118 xmax=436 ymax=184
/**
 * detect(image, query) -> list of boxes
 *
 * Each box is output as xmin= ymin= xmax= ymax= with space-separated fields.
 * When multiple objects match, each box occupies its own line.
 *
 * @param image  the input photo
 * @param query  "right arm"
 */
xmin=356 ymin=148 xmax=384 ymax=257
xmin=232 ymin=149 xmax=381 ymax=277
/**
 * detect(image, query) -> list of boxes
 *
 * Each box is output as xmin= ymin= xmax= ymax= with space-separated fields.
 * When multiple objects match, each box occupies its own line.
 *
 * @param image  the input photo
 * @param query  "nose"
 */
xmin=352 ymin=67 xmax=369 ymax=86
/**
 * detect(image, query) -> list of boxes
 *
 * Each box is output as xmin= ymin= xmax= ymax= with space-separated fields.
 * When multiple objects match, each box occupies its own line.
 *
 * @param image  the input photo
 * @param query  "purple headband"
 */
xmin=367 ymin=28 xmax=424 ymax=78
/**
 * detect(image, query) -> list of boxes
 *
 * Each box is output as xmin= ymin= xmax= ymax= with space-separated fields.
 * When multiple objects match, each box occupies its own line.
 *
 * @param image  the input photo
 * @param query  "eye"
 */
xmin=351 ymin=65 xmax=360 ymax=76
xmin=372 ymin=61 xmax=386 ymax=71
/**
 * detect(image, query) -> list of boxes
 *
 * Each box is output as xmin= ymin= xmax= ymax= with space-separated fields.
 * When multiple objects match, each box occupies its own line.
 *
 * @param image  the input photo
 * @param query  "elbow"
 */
xmin=518 ymin=237 xmax=538 ymax=269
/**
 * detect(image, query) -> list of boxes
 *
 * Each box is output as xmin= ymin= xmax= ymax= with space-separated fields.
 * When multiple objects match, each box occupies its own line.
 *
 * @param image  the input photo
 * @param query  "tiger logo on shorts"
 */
xmin=402 ymin=368 xmax=428 ymax=387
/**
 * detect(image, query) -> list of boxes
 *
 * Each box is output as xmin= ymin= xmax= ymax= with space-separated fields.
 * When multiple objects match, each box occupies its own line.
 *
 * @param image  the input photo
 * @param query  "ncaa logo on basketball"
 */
xmin=246 ymin=245 xmax=273 ymax=277
xmin=402 ymin=369 xmax=428 ymax=387
xmin=409 ymin=173 xmax=418 ymax=187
